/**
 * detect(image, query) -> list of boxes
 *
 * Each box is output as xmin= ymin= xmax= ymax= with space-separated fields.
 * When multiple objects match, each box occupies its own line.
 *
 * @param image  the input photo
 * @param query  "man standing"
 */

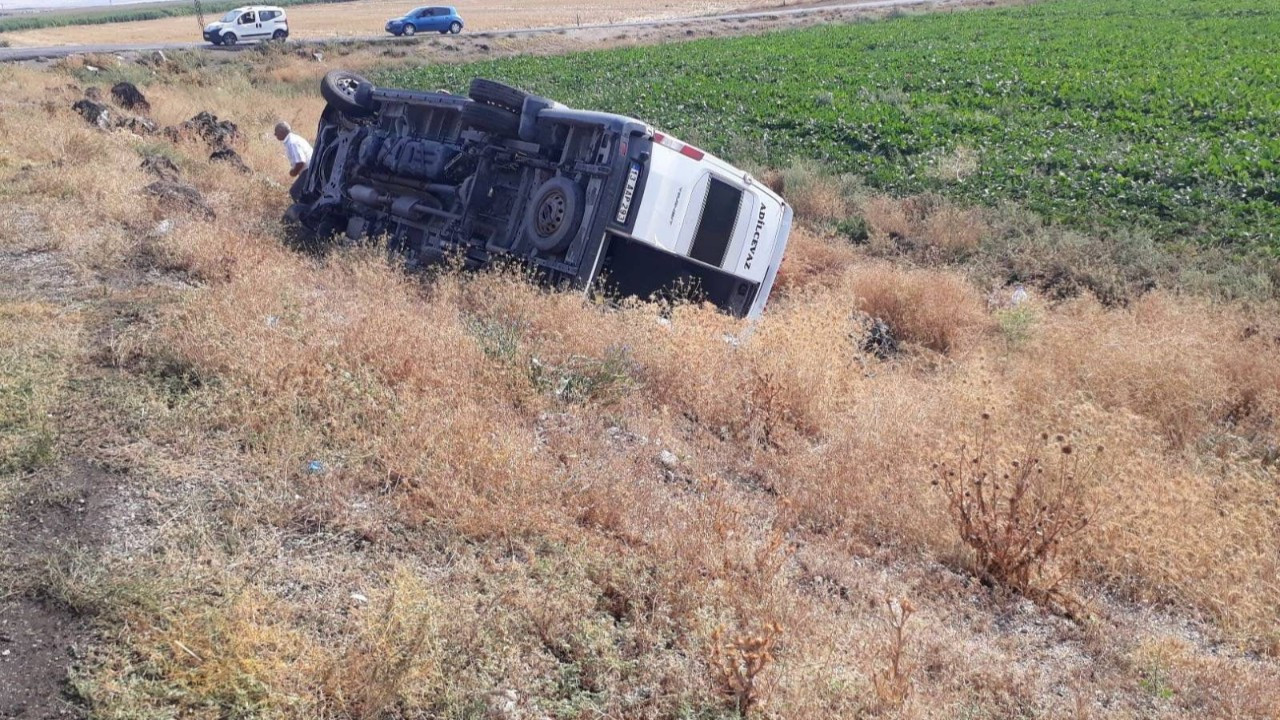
xmin=275 ymin=121 xmax=313 ymax=178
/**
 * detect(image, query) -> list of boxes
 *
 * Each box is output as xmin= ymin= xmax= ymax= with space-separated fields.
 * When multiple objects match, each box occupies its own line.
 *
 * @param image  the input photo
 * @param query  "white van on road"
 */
xmin=203 ymin=5 xmax=289 ymax=46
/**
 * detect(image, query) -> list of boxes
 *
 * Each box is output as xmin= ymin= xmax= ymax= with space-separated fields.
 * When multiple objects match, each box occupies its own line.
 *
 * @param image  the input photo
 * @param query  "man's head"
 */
xmin=274 ymin=121 xmax=291 ymax=141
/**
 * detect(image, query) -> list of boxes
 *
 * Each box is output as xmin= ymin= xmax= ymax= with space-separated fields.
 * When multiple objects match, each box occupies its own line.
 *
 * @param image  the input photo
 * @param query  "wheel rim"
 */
xmin=404 ymin=25 xmax=414 ymax=35
xmin=451 ymin=22 xmax=460 ymax=33
xmin=335 ymin=76 xmax=359 ymax=99
xmin=535 ymin=189 xmax=567 ymax=237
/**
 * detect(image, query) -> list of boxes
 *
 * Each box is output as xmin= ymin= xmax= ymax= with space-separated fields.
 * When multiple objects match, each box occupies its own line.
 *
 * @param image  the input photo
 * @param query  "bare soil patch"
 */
xmin=0 ymin=462 xmax=121 ymax=720
xmin=0 ymin=602 xmax=82 ymax=719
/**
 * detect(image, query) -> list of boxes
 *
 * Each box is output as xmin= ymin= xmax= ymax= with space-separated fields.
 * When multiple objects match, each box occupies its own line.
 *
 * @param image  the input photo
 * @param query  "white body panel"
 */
xmin=625 ymin=135 xmax=790 ymax=289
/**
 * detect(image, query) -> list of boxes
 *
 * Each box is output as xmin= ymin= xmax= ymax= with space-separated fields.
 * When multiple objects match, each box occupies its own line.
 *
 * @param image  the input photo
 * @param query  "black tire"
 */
xmin=272 ymin=29 xmax=286 ymax=40
xmin=468 ymin=78 xmax=529 ymax=113
xmin=449 ymin=21 xmax=462 ymax=34
xmin=461 ymin=101 xmax=519 ymax=136
xmin=524 ymin=177 xmax=584 ymax=253
xmin=221 ymin=32 xmax=237 ymax=46
xmin=320 ymin=70 xmax=376 ymax=116
xmin=402 ymin=24 xmax=415 ymax=36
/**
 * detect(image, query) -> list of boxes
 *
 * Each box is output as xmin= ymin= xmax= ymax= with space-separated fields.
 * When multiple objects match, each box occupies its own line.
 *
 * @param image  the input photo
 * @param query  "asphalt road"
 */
xmin=0 ymin=0 xmax=940 ymax=61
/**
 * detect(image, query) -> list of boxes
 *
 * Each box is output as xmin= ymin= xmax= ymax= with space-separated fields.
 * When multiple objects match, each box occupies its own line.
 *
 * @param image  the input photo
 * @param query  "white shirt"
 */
xmin=283 ymin=132 xmax=313 ymax=168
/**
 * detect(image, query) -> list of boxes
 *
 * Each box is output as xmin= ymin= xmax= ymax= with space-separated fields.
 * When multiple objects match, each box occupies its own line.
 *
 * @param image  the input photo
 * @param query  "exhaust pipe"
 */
xmin=349 ymin=183 xmax=456 ymax=221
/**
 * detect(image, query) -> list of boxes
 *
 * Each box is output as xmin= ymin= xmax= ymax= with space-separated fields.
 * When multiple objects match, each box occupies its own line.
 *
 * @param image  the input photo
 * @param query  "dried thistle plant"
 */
xmin=708 ymin=621 xmax=783 ymax=715
xmin=872 ymin=596 xmax=916 ymax=711
xmin=934 ymin=416 xmax=1099 ymax=610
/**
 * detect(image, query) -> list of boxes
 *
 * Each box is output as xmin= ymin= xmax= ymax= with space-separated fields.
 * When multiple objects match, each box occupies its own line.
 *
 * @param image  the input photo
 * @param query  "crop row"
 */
xmin=384 ymin=0 xmax=1280 ymax=251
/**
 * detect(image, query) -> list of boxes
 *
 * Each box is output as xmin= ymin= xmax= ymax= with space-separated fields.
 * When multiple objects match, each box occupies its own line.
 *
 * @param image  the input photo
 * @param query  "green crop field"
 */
xmin=384 ymin=0 xmax=1280 ymax=251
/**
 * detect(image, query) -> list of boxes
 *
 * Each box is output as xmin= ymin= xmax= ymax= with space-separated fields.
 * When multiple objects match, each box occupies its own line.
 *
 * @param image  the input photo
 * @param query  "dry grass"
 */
xmin=2 ymin=53 xmax=1279 ymax=720
xmin=860 ymin=193 xmax=989 ymax=261
xmin=0 ymin=301 xmax=80 ymax=480
xmin=762 ymin=161 xmax=857 ymax=224
xmin=844 ymin=262 xmax=991 ymax=354
xmin=925 ymin=144 xmax=980 ymax=183
xmin=776 ymin=159 xmax=1279 ymax=306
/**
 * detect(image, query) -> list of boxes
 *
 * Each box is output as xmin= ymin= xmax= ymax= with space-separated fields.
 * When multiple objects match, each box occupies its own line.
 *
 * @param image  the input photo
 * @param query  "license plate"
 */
xmin=616 ymin=162 xmax=641 ymax=224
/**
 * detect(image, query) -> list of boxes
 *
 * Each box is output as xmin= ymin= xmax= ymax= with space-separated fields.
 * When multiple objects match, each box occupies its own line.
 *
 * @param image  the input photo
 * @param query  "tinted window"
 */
xmin=689 ymin=178 xmax=743 ymax=267
xmin=238 ymin=11 xmax=254 ymax=23
xmin=260 ymin=10 xmax=276 ymax=20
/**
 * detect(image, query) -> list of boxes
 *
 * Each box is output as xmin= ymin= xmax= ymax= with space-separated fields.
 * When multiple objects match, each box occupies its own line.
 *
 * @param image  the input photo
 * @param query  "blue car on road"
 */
xmin=385 ymin=6 xmax=464 ymax=36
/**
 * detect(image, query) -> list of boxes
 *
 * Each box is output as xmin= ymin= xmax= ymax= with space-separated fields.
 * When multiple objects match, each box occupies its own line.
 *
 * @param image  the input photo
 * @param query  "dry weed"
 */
xmin=859 ymin=193 xmax=989 ymax=261
xmin=921 ymin=202 xmax=987 ymax=256
xmin=709 ymin=621 xmax=783 ymax=715
xmin=860 ymin=194 xmax=913 ymax=241
xmin=774 ymin=161 xmax=855 ymax=224
xmin=1012 ymin=294 xmax=1280 ymax=450
xmin=926 ymin=144 xmax=980 ymax=182
xmin=769 ymin=226 xmax=857 ymax=297
xmin=871 ymin=597 xmax=916 ymax=711
xmin=845 ymin=263 xmax=991 ymax=353
xmin=935 ymin=419 xmax=1097 ymax=608
xmin=319 ymin=572 xmax=443 ymax=719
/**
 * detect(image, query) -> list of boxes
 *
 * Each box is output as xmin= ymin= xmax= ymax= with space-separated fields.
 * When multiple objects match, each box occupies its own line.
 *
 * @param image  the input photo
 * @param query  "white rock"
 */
xmin=350 ymin=592 xmax=369 ymax=604
xmin=659 ymin=449 xmax=678 ymax=468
